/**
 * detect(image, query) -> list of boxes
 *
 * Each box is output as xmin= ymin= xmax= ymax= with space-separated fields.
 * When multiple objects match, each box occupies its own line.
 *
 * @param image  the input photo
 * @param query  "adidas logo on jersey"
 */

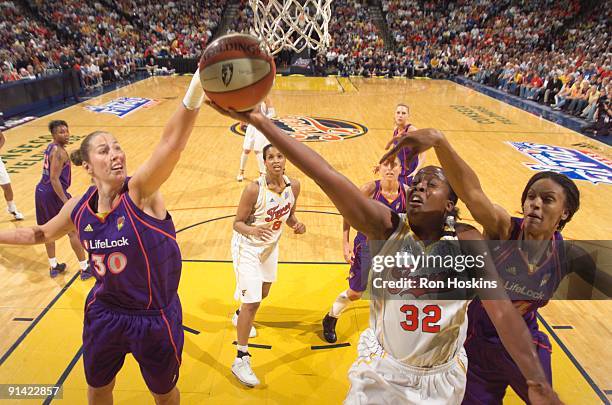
xmin=84 ymin=224 xmax=93 ymax=232
xmin=87 ymin=237 xmax=130 ymax=250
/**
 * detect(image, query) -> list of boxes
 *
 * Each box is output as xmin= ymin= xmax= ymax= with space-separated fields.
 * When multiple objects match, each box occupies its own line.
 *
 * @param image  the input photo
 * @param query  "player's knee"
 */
xmin=243 ymin=149 xmax=251 ymax=154
xmin=151 ymin=386 xmax=179 ymax=405
xmin=347 ymin=289 xmax=363 ymax=301
xmin=242 ymin=302 xmax=260 ymax=312
xmin=88 ymin=379 xmax=115 ymax=397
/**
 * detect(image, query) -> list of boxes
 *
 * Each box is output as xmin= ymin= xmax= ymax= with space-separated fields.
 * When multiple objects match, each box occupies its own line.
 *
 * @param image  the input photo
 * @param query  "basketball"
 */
xmin=199 ymin=33 xmax=275 ymax=112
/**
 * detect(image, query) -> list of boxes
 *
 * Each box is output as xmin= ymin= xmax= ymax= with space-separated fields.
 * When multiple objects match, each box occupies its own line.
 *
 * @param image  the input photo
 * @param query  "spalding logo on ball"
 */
xmin=199 ymin=33 xmax=276 ymax=112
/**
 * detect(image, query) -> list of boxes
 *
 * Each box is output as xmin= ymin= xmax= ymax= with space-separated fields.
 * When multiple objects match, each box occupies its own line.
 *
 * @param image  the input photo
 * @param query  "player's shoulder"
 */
xmin=361 ymin=180 xmax=377 ymax=197
xmin=456 ymin=222 xmax=483 ymax=240
xmin=245 ymin=179 xmax=261 ymax=194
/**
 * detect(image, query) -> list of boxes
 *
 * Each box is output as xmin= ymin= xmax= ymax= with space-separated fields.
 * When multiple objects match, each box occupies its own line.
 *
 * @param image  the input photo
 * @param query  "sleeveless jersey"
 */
xmin=353 ymin=180 xmax=407 ymax=246
xmin=39 ymin=143 xmax=71 ymax=190
xmin=393 ymin=125 xmax=419 ymax=182
xmin=467 ymin=217 xmax=566 ymax=343
xmin=71 ymin=181 xmax=181 ymax=310
xmin=237 ymin=175 xmax=295 ymax=247
xmin=370 ymin=214 xmax=471 ymax=368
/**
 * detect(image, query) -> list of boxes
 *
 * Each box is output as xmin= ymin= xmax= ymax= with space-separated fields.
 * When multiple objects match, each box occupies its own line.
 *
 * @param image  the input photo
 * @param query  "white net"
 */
xmin=248 ymin=0 xmax=332 ymax=55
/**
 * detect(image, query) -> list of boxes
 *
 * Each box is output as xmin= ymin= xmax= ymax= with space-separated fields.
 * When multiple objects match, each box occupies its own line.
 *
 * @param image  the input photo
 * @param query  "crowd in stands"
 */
xmin=1 ymin=0 xmax=223 ymax=90
xmin=1 ymin=0 xmax=609 ymax=132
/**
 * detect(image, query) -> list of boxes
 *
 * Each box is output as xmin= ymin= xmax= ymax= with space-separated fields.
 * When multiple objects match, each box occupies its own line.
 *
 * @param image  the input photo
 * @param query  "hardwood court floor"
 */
xmin=0 ymin=76 xmax=609 ymax=404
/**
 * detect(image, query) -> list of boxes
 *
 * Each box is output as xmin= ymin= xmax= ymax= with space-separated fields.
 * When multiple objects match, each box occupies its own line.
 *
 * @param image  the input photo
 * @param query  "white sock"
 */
xmin=255 ymin=153 xmax=266 ymax=174
xmin=236 ymin=344 xmax=249 ymax=354
xmin=239 ymin=152 xmax=248 ymax=172
xmin=79 ymin=260 xmax=89 ymax=270
xmin=48 ymin=257 xmax=58 ymax=268
xmin=7 ymin=201 xmax=16 ymax=212
xmin=329 ymin=290 xmax=351 ymax=318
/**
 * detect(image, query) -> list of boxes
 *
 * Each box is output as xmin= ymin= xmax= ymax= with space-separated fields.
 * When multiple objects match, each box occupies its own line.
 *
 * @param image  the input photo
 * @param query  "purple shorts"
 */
xmin=348 ymin=233 xmax=371 ymax=292
xmin=35 ymin=186 xmax=70 ymax=225
xmin=462 ymin=331 xmax=552 ymax=404
xmin=82 ymin=293 xmax=184 ymax=394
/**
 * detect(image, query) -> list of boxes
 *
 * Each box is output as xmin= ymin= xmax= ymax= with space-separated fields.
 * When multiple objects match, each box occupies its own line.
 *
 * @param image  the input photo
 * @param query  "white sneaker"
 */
xmin=232 ymin=312 xmax=257 ymax=338
xmin=236 ymin=173 xmax=244 ymax=182
xmin=232 ymin=356 xmax=260 ymax=387
xmin=8 ymin=209 xmax=24 ymax=220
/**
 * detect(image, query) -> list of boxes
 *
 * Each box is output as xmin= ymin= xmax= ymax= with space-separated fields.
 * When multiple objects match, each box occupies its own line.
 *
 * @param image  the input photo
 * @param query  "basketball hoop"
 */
xmin=249 ymin=0 xmax=332 ymax=55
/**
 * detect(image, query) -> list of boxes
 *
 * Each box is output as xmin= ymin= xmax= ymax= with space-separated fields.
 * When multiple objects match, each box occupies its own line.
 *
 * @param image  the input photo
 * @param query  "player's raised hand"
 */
xmin=292 ymin=222 xmax=306 ymax=234
xmin=250 ymin=225 xmax=274 ymax=241
xmin=379 ymin=128 xmax=443 ymax=165
xmin=205 ymin=99 xmax=264 ymax=126
xmin=527 ymin=381 xmax=563 ymax=405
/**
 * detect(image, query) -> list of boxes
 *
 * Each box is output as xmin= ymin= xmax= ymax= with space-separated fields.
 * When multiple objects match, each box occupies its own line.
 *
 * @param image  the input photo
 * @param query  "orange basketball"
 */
xmin=199 ymin=33 xmax=275 ymax=112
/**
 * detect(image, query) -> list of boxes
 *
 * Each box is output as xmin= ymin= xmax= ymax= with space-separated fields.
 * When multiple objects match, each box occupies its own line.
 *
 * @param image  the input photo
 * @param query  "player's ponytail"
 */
xmin=70 ymin=149 xmax=84 ymax=166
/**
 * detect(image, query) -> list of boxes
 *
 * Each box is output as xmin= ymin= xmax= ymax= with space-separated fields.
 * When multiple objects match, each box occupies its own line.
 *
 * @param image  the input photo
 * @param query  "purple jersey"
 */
xmin=39 ymin=143 xmax=71 ymax=191
xmin=466 ymin=217 xmax=565 ymax=343
xmin=349 ymin=181 xmax=407 ymax=291
xmin=71 ymin=180 xmax=181 ymax=310
xmin=393 ymin=125 xmax=420 ymax=185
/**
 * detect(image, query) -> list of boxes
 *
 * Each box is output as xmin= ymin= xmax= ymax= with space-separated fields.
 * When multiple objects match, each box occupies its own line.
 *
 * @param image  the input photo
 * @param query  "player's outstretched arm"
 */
xmin=0 ymin=198 xmax=78 ymax=245
xmin=208 ymin=102 xmax=396 ymax=241
xmin=129 ymin=70 xmax=204 ymax=204
xmin=382 ymin=129 xmax=512 ymax=239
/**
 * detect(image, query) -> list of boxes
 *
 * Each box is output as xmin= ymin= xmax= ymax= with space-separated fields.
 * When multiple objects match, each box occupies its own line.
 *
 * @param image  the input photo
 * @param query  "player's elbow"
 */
xmin=33 ymin=227 xmax=47 ymax=244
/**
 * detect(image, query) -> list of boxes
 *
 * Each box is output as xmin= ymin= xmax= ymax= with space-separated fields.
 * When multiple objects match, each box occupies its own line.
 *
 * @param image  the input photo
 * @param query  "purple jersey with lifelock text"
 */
xmin=71 ymin=180 xmax=181 ymax=310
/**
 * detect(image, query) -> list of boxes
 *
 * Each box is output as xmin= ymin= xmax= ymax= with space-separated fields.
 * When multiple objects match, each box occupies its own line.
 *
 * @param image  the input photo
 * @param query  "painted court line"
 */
xmin=232 ymin=341 xmax=272 ymax=350
xmin=537 ymin=313 xmax=607 ymax=402
xmin=311 ymin=343 xmax=351 ymax=350
xmin=0 ymin=271 xmax=80 ymax=366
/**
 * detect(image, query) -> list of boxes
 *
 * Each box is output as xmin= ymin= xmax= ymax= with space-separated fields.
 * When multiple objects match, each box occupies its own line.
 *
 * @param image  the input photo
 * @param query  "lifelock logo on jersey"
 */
xmin=85 ymin=237 xmax=130 ymax=250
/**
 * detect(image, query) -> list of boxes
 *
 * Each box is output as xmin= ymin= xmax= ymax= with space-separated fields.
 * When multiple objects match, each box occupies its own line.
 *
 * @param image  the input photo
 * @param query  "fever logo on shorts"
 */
xmin=230 ymin=116 xmax=368 ymax=142
xmin=86 ymin=97 xmax=158 ymax=118
xmin=508 ymin=142 xmax=612 ymax=185
xmin=221 ymin=63 xmax=233 ymax=87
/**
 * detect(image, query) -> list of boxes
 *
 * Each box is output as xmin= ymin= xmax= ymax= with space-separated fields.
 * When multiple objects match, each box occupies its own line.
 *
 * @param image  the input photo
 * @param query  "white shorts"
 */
xmin=345 ymin=328 xmax=468 ymax=405
xmin=243 ymin=124 xmax=270 ymax=153
xmin=0 ymin=158 xmax=11 ymax=185
xmin=231 ymin=234 xmax=279 ymax=304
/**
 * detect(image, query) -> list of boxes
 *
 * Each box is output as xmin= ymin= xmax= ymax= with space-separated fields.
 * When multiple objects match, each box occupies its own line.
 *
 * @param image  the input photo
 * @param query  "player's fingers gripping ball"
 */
xmin=199 ymin=33 xmax=276 ymax=112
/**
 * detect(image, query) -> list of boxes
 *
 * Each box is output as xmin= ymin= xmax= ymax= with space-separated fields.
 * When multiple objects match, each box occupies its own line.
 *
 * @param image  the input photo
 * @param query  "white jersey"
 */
xmin=236 ymin=175 xmax=294 ymax=248
xmin=369 ymin=214 xmax=470 ymax=368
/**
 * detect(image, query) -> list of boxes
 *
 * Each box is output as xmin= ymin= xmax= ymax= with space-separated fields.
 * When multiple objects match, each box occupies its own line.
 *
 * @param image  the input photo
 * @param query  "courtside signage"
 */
xmin=508 ymin=142 xmax=612 ymax=185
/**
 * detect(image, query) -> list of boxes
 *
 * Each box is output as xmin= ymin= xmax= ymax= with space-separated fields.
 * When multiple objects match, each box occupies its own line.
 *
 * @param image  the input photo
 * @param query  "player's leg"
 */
xmin=231 ymin=241 xmax=264 ymax=386
xmin=323 ymin=239 xmax=369 ymax=343
xmin=254 ymin=151 xmax=266 ymax=176
xmin=0 ymin=160 xmax=23 ymax=220
xmin=133 ymin=297 xmax=183 ymax=405
xmin=238 ymin=126 xmax=256 ymax=181
xmin=151 ymin=388 xmax=179 ymax=405
xmin=83 ymin=300 xmax=129 ymax=405
xmin=87 ymin=378 xmax=115 ymax=405
xmin=68 ymin=230 xmax=93 ymax=280
xmin=44 ymin=241 xmax=66 ymax=277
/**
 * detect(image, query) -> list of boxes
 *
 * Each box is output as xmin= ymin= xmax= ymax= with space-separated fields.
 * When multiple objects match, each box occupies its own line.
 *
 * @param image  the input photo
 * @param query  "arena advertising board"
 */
xmin=508 ymin=142 xmax=612 ymax=185
xmin=231 ymin=116 xmax=367 ymax=142
xmin=86 ymin=97 xmax=158 ymax=118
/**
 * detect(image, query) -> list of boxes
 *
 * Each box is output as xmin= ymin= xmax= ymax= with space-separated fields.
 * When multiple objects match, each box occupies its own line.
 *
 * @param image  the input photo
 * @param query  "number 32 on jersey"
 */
xmin=400 ymin=304 xmax=441 ymax=333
